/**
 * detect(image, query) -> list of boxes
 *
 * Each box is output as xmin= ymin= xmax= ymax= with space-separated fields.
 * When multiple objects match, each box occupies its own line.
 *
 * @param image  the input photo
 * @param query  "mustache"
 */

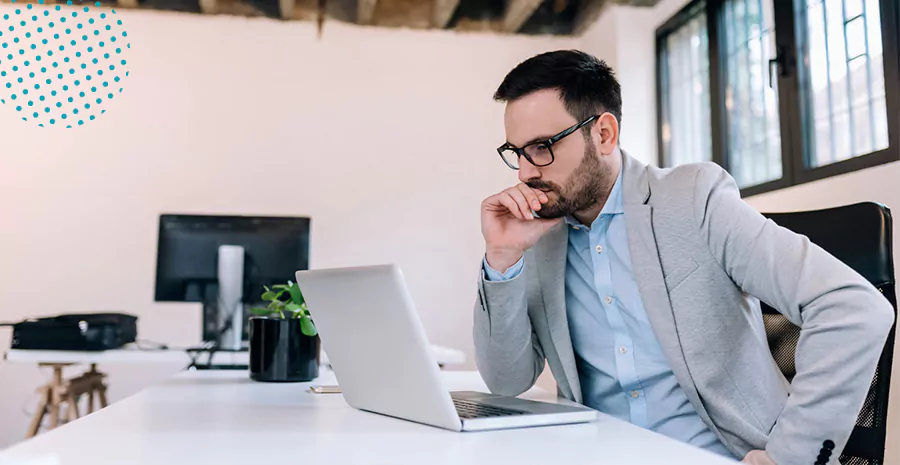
xmin=525 ymin=179 xmax=562 ymax=193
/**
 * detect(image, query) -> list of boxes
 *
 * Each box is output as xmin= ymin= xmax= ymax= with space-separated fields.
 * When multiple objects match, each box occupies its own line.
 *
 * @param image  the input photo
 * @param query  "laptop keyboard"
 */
xmin=452 ymin=398 xmax=528 ymax=419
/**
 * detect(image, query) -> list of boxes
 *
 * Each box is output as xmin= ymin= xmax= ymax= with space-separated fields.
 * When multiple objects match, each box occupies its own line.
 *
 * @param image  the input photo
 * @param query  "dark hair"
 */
xmin=494 ymin=50 xmax=622 ymax=131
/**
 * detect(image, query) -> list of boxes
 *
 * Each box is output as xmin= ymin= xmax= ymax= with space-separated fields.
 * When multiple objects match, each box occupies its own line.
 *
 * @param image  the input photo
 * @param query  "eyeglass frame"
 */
xmin=496 ymin=114 xmax=600 ymax=170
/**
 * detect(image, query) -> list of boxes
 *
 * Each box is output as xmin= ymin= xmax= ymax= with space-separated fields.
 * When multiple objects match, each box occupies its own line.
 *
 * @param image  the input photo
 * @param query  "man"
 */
xmin=473 ymin=49 xmax=894 ymax=465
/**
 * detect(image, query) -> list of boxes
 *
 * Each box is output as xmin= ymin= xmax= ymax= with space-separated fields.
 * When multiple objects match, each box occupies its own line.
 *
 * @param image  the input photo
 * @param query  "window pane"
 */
xmin=723 ymin=0 xmax=782 ymax=188
xmin=844 ymin=0 xmax=863 ymax=19
xmin=660 ymin=12 xmax=712 ymax=167
xmin=798 ymin=0 xmax=889 ymax=168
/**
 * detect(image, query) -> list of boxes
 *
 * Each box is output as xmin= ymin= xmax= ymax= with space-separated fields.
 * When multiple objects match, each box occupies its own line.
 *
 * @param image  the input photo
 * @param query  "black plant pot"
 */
xmin=248 ymin=316 xmax=320 ymax=382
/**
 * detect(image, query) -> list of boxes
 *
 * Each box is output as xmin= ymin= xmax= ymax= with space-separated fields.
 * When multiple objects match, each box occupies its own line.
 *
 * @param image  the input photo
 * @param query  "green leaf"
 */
xmin=299 ymin=315 xmax=317 ymax=337
xmin=251 ymin=307 xmax=278 ymax=317
xmin=285 ymin=302 xmax=301 ymax=313
xmin=261 ymin=291 xmax=277 ymax=301
xmin=263 ymin=285 xmax=271 ymax=293
xmin=287 ymin=281 xmax=305 ymax=306
xmin=271 ymin=284 xmax=290 ymax=291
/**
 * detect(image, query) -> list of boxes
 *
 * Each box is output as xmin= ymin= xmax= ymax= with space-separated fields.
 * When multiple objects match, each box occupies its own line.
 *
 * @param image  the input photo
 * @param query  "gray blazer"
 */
xmin=472 ymin=152 xmax=895 ymax=464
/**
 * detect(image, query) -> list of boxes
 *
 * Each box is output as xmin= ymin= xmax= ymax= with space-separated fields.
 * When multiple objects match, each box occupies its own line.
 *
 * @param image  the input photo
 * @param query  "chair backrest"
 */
xmin=760 ymin=202 xmax=896 ymax=465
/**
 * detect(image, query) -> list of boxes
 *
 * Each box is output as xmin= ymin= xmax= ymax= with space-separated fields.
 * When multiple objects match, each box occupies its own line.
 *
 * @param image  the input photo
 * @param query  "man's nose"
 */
xmin=518 ymin=157 xmax=540 ymax=183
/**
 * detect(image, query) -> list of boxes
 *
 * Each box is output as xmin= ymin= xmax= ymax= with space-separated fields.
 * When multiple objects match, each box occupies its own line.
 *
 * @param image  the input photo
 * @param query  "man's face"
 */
xmin=503 ymin=89 xmax=613 ymax=219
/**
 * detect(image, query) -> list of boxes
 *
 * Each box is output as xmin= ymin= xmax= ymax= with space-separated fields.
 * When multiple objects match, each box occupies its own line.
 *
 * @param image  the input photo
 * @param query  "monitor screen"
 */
xmin=154 ymin=214 xmax=310 ymax=302
xmin=154 ymin=214 xmax=310 ymax=342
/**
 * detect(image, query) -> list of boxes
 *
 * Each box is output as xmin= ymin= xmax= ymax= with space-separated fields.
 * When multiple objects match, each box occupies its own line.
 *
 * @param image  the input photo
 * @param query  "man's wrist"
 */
xmin=742 ymin=450 xmax=776 ymax=465
xmin=485 ymin=247 xmax=523 ymax=274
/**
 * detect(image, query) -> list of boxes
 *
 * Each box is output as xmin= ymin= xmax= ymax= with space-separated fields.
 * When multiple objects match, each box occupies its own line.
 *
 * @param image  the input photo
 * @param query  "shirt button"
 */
xmin=604 ymin=296 xmax=613 ymax=304
xmin=595 ymin=245 xmax=603 ymax=253
xmin=619 ymin=346 xmax=627 ymax=354
xmin=630 ymin=390 xmax=640 ymax=399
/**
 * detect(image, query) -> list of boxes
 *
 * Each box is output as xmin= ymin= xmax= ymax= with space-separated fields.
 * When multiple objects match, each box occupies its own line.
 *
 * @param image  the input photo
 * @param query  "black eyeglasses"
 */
xmin=496 ymin=115 xmax=599 ymax=170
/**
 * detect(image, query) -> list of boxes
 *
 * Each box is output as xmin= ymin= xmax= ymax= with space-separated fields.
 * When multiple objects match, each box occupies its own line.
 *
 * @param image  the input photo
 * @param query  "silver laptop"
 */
xmin=294 ymin=264 xmax=599 ymax=432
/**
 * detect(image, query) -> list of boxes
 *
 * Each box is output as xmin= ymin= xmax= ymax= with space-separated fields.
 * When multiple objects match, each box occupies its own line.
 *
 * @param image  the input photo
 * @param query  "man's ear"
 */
xmin=594 ymin=113 xmax=619 ymax=155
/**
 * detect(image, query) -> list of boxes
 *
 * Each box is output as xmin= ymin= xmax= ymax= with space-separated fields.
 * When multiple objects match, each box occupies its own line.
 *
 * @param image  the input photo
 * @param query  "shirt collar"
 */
xmin=564 ymin=166 xmax=624 ymax=229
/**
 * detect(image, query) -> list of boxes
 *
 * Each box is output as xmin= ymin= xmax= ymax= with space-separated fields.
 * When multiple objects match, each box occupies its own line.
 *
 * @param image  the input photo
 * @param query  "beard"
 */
xmin=525 ymin=140 xmax=614 ymax=220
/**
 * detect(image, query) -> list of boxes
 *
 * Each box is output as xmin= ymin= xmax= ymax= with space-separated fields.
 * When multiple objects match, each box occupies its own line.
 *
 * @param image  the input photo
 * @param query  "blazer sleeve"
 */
xmin=473 ymin=261 xmax=545 ymax=397
xmin=692 ymin=162 xmax=894 ymax=465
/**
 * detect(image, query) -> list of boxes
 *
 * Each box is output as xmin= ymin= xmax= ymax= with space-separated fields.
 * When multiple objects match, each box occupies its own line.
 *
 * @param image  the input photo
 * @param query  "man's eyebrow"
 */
xmin=506 ymin=134 xmax=554 ymax=149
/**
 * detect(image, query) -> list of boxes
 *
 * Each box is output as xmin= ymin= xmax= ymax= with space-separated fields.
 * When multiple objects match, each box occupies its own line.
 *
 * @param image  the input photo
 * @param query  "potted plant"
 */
xmin=248 ymin=281 xmax=320 ymax=382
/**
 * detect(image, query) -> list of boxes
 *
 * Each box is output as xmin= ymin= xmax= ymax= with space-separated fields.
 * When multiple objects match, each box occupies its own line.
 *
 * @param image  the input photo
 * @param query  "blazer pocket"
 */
xmin=664 ymin=258 xmax=699 ymax=292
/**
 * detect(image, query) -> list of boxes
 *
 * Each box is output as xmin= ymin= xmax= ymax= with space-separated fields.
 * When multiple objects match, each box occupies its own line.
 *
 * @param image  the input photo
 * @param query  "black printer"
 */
xmin=11 ymin=313 xmax=138 ymax=351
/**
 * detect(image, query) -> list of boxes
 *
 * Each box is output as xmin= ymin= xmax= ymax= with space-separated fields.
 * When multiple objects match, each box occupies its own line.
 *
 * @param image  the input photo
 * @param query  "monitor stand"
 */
xmin=214 ymin=244 xmax=245 ymax=351
xmin=201 ymin=303 xmax=249 ymax=348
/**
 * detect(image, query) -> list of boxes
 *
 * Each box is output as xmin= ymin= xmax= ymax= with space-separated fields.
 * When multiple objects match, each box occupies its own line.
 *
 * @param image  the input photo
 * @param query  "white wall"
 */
xmin=578 ymin=4 xmax=660 ymax=165
xmin=0 ymin=6 xmax=577 ymax=448
xmin=577 ymin=0 xmax=900 ymax=462
xmin=576 ymin=0 xmax=690 ymax=166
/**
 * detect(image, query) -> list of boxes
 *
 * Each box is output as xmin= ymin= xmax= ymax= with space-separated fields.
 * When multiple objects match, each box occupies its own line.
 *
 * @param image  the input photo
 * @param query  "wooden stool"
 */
xmin=27 ymin=363 xmax=109 ymax=438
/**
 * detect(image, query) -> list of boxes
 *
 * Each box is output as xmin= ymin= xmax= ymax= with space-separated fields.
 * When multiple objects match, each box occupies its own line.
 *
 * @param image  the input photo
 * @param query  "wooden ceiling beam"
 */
xmin=572 ymin=0 xmax=607 ymax=35
xmin=501 ymin=0 xmax=543 ymax=33
xmin=431 ymin=0 xmax=459 ymax=28
xmin=612 ymin=0 xmax=662 ymax=5
xmin=278 ymin=0 xmax=295 ymax=18
xmin=357 ymin=0 xmax=377 ymax=24
xmin=197 ymin=0 xmax=216 ymax=13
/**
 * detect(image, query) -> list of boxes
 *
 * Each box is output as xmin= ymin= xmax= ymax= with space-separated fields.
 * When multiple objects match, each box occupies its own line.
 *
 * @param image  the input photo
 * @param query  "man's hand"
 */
xmin=481 ymin=183 xmax=562 ymax=272
xmin=742 ymin=450 xmax=775 ymax=465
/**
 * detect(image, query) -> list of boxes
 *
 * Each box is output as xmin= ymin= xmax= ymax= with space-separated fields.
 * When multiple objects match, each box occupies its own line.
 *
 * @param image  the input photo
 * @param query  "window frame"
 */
xmin=655 ymin=0 xmax=710 ymax=172
xmin=656 ymin=0 xmax=900 ymax=197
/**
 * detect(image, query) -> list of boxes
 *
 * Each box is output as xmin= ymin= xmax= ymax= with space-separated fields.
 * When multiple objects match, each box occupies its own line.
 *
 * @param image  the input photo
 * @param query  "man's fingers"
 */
xmin=493 ymin=194 xmax=525 ymax=220
xmin=484 ymin=193 xmax=525 ymax=220
xmin=504 ymin=189 xmax=534 ymax=220
xmin=515 ymin=184 xmax=542 ymax=212
xmin=523 ymin=184 xmax=550 ymax=203
xmin=483 ymin=184 xmax=551 ymax=222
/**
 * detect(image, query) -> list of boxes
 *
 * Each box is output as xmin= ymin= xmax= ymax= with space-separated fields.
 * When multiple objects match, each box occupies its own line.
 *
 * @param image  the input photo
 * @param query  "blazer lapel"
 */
xmin=533 ymin=221 xmax=582 ymax=403
xmin=621 ymin=152 xmax=719 ymax=435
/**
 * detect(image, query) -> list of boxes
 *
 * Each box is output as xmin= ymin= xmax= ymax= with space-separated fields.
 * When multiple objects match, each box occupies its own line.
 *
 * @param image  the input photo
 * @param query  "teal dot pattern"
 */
xmin=0 ymin=0 xmax=130 ymax=127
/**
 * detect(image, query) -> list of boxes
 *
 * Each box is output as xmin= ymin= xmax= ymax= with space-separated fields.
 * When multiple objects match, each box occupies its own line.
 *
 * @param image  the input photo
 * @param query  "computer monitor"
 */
xmin=154 ymin=214 xmax=310 ymax=343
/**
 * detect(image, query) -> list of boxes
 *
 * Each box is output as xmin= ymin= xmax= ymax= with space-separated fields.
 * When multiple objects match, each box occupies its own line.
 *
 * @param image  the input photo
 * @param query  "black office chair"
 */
xmin=760 ymin=202 xmax=897 ymax=465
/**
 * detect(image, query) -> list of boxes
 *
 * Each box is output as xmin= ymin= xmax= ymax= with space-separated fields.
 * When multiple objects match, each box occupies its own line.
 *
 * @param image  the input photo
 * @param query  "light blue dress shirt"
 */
xmin=484 ymin=169 xmax=733 ymax=458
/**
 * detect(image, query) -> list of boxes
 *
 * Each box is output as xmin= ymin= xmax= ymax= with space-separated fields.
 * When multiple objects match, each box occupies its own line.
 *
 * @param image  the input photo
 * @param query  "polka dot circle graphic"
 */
xmin=0 ymin=0 xmax=130 ymax=127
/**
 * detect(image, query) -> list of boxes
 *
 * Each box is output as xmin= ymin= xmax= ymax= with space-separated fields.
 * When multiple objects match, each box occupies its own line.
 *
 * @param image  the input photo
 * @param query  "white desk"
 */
xmin=3 ymin=343 xmax=467 ymax=367
xmin=3 ymin=344 xmax=466 ymax=438
xmin=0 ymin=370 xmax=737 ymax=465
